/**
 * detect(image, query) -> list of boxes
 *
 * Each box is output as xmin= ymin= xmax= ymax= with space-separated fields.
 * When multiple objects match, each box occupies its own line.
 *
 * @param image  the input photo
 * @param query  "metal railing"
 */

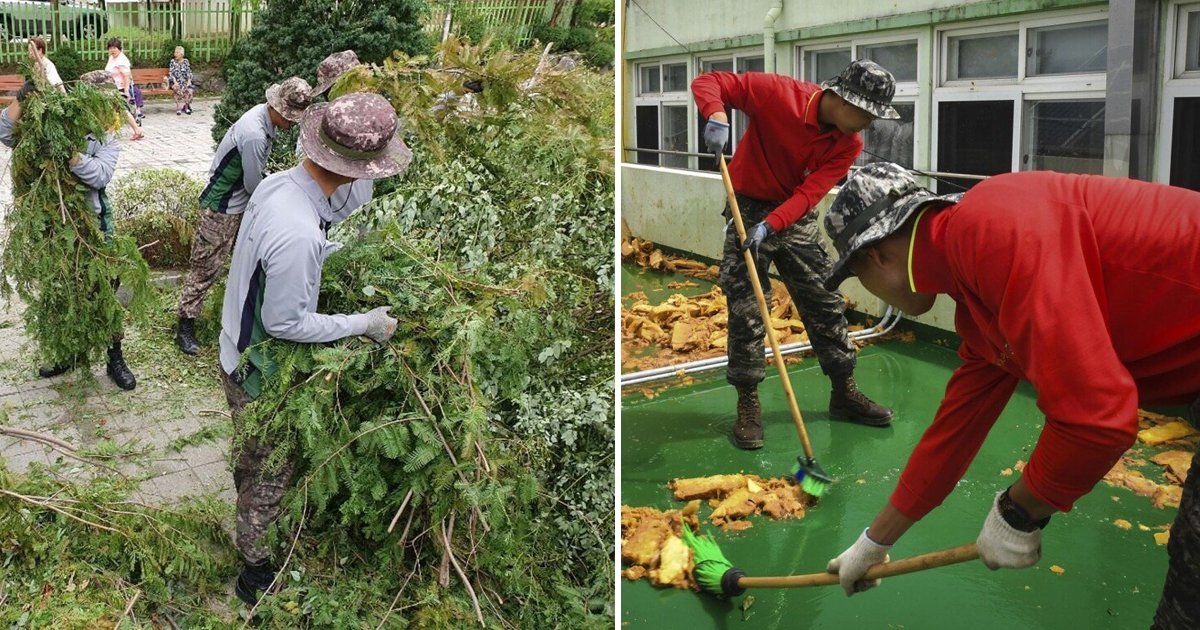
xmin=0 ymin=0 xmax=263 ymax=65
xmin=438 ymin=0 xmax=551 ymax=46
xmin=622 ymin=147 xmax=992 ymax=182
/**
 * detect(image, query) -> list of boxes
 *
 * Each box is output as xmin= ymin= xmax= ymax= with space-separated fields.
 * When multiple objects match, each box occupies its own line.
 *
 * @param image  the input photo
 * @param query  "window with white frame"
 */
xmin=634 ymin=59 xmax=690 ymax=169
xmin=692 ymin=52 xmax=764 ymax=171
xmin=1164 ymin=2 xmax=1200 ymax=191
xmin=798 ymin=38 xmax=920 ymax=169
xmin=934 ymin=12 xmax=1108 ymax=193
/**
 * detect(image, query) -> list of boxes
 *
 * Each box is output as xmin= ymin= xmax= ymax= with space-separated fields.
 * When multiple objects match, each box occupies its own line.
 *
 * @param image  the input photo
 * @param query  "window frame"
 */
xmin=632 ymin=57 xmax=693 ymax=170
xmin=1156 ymin=1 xmax=1200 ymax=185
xmin=693 ymin=48 xmax=766 ymax=161
xmin=932 ymin=8 xmax=1108 ymax=179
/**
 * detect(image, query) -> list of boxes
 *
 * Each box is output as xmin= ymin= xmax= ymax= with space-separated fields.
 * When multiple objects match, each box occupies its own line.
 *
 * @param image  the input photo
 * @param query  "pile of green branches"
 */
xmin=0 ymin=463 xmax=235 ymax=628
xmin=229 ymin=40 xmax=615 ymax=627
xmin=0 ymin=84 xmax=151 ymax=367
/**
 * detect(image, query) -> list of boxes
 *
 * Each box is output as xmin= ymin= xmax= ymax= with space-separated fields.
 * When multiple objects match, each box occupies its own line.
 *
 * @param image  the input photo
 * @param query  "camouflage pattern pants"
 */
xmin=1152 ymin=400 xmax=1200 ymax=629
xmin=178 ymin=209 xmax=242 ymax=319
xmin=720 ymin=194 xmax=855 ymax=387
xmin=221 ymin=370 xmax=295 ymax=565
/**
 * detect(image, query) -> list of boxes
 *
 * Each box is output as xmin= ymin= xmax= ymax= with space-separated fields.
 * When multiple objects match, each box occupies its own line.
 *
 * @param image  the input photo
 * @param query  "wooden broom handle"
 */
xmin=718 ymin=154 xmax=815 ymax=459
xmin=737 ymin=543 xmax=980 ymax=589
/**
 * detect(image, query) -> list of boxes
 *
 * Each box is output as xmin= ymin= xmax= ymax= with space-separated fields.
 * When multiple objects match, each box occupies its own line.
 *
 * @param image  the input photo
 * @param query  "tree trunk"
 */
xmin=547 ymin=0 xmax=568 ymax=27
xmin=51 ymin=0 xmax=61 ymax=45
xmin=567 ymin=0 xmax=585 ymax=28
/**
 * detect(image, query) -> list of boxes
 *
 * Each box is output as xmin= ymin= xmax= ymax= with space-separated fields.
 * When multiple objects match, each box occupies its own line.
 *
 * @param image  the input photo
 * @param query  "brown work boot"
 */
xmin=829 ymin=374 xmax=893 ymax=427
xmin=733 ymin=385 xmax=764 ymax=449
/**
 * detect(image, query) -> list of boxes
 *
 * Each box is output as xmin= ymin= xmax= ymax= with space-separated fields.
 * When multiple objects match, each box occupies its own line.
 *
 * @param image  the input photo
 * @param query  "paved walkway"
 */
xmin=0 ymin=97 xmax=235 ymax=505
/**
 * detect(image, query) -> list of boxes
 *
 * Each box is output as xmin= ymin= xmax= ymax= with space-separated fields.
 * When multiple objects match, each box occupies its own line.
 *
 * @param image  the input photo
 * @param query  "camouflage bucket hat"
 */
xmin=79 ymin=69 xmax=117 ymax=90
xmin=266 ymin=77 xmax=313 ymax=123
xmin=313 ymin=50 xmax=363 ymax=97
xmin=823 ymin=162 xmax=961 ymax=291
xmin=299 ymin=92 xmax=412 ymax=180
xmin=822 ymin=59 xmax=901 ymax=120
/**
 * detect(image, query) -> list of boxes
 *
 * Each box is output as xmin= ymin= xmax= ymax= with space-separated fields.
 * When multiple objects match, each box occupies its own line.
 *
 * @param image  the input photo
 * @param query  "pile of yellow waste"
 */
xmin=1101 ymin=410 xmax=1197 ymax=513
xmin=621 ymin=474 xmax=814 ymax=590
xmin=621 ymin=235 xmax=719 ymax=280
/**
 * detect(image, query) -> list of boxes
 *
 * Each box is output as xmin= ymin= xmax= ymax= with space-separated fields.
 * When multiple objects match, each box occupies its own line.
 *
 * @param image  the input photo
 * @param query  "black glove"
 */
xmin=15 ymin=79 xmax=37 ymax=103
xmin=739 ymin=221 xmax=775 ymax=260
xmin=463 ymin=79 xmax=484 ymax=94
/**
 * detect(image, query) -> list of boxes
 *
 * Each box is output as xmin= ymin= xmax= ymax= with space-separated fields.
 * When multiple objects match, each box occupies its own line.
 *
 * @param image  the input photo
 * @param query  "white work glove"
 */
xmin=703 ymin=118 xmax=730 ymax=155
xmin=976 ymin=491 xmax=1042 ymax=570
xmin=826 ymin=528 xmax=892 ymax=596
xmin=363 ymin=306 xmax=397 ymax=343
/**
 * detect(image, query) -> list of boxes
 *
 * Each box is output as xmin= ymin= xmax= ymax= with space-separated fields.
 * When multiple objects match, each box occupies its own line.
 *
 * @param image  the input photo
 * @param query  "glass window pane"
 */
xmin=661 ymin=105 xmax=689 ymax=168
xmin=937 ymin=100 xmax=1014 ymax=192
xmin=947 ymin=32 xmax=1018 ymax=80
xmin=805 ymin=48 xmax=851 ymax=83
xmin=635 ymin=105 xmax=659 ymax=165
xmin=663 ymin=63 xmax=688 ymax=92
xmin=1024 ymin=100 xmax=1104 ymax=174
xmin=639 ymin=65 xmax=660 ymax=94
xmin=858 ymin=102 xmax=916 ymax=169
xmin=701 ymin=59 xmax=733 ymax=73
xmin=1187 ymin=11 xmax=1200 ymax=72
xmin=737 ymin=56 xmax=764 ymax=73
xmin=1169 ymin=97 xmax=1200 ymax=191
xmin=1029 ymin=21 xmax=1107 ymax=75
xmin=860 ymin=41 xmax=918 ymax=82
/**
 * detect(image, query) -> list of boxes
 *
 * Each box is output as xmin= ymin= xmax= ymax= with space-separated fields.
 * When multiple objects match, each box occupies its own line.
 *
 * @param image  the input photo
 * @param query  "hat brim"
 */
xmin=313 ymin=64 xmax=364 ymax=97
xmin=822 ymin=192 xmax=958 ymax=292
xmin=265 ymin=84 xmax=307 ymax=122
xmin=298 ymin=103 xmax=412 ymax=180
xmin=822 ymin=80 xmax=901 ymax=120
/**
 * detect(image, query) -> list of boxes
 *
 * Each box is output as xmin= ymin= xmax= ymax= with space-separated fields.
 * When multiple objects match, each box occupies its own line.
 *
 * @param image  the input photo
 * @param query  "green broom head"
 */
xmin=795 ymin=455 xmax=832 ymax=497
xmin=681 ymin=522 xmax=745 ymax=597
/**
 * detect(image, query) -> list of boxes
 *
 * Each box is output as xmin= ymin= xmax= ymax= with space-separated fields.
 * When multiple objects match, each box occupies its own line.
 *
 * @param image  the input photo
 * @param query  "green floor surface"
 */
xmin=621 ymin=341 xmax=1177 ymax=629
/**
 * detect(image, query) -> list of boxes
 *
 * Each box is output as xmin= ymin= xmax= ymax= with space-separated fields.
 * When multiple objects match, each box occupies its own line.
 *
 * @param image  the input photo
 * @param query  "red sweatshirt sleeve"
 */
xmin=955 ymin=200 xmax=1139 ymax=513
xmin=890 ymin=345 xmax=1019 ymax=520
xmin=692 ymin=71 xmax=760 ymax=120
xmin=764 ymin=137 xmax=861 ymax=232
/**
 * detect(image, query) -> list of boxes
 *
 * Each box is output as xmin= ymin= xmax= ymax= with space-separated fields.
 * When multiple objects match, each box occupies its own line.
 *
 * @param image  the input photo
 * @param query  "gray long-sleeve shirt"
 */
xmin=0 ymin=106 xmax=120 ymax=219
xmin=199 ymin=103 xmax=276 ymax=215
xmin=219 ymin=163 xmax=371 ymax=385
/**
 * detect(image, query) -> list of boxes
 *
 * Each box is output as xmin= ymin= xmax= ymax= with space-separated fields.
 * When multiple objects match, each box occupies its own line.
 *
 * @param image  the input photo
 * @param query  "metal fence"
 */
xmin=435 ymin=0 xmax=552 ymax=46
xmin=0 ymin=0 xmax=263 ymax=66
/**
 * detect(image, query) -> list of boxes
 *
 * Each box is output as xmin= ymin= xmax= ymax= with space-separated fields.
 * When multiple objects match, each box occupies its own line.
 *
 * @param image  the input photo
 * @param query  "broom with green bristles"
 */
xmin=681 ymin=523 xmax=979 ymax=596
xmin=718 ymin=154 xmax=832 ymax=497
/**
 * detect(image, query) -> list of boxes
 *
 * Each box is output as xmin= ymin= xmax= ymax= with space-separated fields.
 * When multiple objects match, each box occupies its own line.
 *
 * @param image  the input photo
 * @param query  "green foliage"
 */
xmin=211 ymin=0 xmax=430 ymax=144
xmin=232 ymin=40 xmax=614 ymax=627
xmin=157 ymin=37 xmax=188 ymax=68
xmin=110 ymin=169 xmax=203 ymax=269
xmin=0 ymin=84 xmax=152 ymax=368
xmin=529 ymin=23 xmax=614 ymax=68
xmin=47 ymin=45 xmax=84 ymax=84
xmin=0 ymin=464 xmax=236 ymax=628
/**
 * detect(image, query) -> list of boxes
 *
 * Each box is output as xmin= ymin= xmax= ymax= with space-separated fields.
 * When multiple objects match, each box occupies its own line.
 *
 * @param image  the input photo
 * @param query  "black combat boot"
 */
xmin=733 ymin=385 xmax=764 ymax=449
xmin=829 ymin=373 xmax=893 ymax=426
xmin=175 ymin=317 xmax=200 ymax=356
xmin=235 ymin=559 xmax=280 ymax=606
xmin=106 ymin=342 xmax=137 ymax=391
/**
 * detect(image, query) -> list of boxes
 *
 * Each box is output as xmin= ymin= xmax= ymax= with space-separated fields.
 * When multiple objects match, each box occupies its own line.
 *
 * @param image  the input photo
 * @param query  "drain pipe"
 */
xmin=620 ymin=306 xmax=904 ymax=387
xmin=763 ymin=0 xmax=784 ymax=74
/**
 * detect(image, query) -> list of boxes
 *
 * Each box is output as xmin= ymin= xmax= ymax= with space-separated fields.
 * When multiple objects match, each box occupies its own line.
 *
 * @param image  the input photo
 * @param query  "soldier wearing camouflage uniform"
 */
xmin=219 ymin=92 xmax=407 ymax=606
xmin=820 ymin=164 xmax=1200 ymax=629
xmin=174 ymin=77 xmax=313 ymax=355
xmin=691 ymin=60 xmax=898 ymax=448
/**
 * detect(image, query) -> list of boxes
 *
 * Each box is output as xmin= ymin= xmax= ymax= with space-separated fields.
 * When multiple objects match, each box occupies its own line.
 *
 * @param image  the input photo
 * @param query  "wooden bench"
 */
xmin=132 ymin=68 xmax=172 ymax=97
xmin=0 ymin=74 xmax=25 ymax=105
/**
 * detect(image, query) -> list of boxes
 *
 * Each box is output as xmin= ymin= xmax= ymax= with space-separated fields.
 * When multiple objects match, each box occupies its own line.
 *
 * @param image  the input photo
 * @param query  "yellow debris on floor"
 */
xmin=669 ymin=474 xmax=813 ymax=530
xmin=1138 ymin=421 xmax=1198 ymax=446
xmin=621 ymin=235 xmax=719 ymax=280
xmin=620 ymin=502 xmax=701 ymax=590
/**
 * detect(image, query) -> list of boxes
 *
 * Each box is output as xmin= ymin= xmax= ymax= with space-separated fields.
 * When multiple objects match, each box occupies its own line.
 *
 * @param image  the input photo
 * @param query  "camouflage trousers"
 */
xmin=719 ymin=194 xmax=855 ymax=387
xmin=221 ymin=370 xmax=295 ymax=565
xmin=178 ymin=209 xmax=242 ymax=319
xmin=1152 ymin=399 xmax=1200 ymax=629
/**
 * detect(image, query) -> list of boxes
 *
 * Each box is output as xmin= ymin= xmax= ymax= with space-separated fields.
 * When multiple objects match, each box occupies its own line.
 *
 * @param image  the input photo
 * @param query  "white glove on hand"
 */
xmin=826 ymin=528 xmax=892 ymax=596
xmin=976 ymin=491 xmax=1042 ymax=570
xmin=363 ymin=306 xmax=398 ymax=343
